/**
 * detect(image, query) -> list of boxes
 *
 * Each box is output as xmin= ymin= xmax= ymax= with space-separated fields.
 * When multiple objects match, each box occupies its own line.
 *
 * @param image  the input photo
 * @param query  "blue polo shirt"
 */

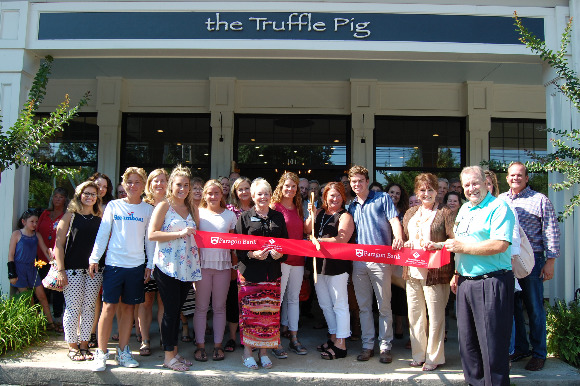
xmin=348 ymin=190 xmax=399 ymax=246
xmin=454 ymin=191 xmax=515 ymax=277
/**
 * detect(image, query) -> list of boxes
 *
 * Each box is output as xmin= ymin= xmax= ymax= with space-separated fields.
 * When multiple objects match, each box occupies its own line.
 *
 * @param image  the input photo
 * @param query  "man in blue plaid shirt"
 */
xmin=499 ymin=162 xmax=560 ymax=372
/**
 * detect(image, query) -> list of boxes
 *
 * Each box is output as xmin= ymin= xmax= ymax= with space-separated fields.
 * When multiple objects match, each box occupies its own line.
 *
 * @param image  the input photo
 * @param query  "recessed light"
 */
xmin=414 ymin=146 xmax=418 ymax=149
xmin=157 ymin=129 xmax=164 ymax=133
xmin=251 ymin=138 xmax=255 ymax=142
xmin=399 ymin=157 xmax=404 ymax=159
xmin=204 ymin=153 xmax=209 ymax=156
xmin=176 ymin=143 xmax=182 ymax=146
xmin=294 ymin=150 xmax=297 ymax=153
xmin=259 ymin=154 xmax=264 ymax=157
xmin=433 ymin=134 xmax=439 ymax=137
xmin=255 ymin=146 xmax=260 ymax=149
xmin=264 ymin=161 xmax=268 ymax=164
xmin=333 ymin=139 xmax=340 ymax=143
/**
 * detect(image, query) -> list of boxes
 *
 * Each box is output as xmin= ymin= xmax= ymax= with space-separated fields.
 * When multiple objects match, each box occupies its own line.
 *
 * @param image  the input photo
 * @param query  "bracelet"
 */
xmin=232 ymin=264 xmax=239 ymax=270
xmin=453 ymin=272 xmax=460 ymax=277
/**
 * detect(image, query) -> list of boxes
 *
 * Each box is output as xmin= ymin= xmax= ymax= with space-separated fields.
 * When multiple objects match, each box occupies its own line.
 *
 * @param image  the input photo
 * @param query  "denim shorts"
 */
xmin=102 ymin=264 xmax=145 ymax=305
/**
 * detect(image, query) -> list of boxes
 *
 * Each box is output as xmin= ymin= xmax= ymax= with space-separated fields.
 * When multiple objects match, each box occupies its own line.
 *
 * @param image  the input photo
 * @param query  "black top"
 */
xmin=64 ymin=214 xmax=102 ymax=270
xmin=314 ymin=209 xmax=355 ymax=276
xmin=236 ymin=207 xmax=288 ymax=283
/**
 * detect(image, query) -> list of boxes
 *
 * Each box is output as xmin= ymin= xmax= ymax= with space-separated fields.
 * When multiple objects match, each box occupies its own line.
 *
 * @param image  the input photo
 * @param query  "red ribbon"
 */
xmin=194 ymin=231 xmax=450 ymax=269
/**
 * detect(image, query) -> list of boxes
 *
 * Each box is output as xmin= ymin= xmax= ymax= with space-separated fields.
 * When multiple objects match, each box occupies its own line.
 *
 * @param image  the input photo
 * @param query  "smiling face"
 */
xmin=387 ymin=185 xmax=401 ymax=205
xmin=485 ymin=176 xmax=494 ymax=194
xmin=252 ymin=185 xmax=271 ymax=209
xmin=506 ymin=164 xmax=529 ymax=195
xmin=95 ymin=177 xmax=108 ymax=199
xmin=416 ymin=183 xmax=438 ymax=208
xmin=446 ymin=194 xmax=460 ymax=211
xmin=462 ymin=172 xmax=487 ymax=206
xmin=151 ymin=173 xmax=168 ymax=200
xmin=220 ymin=178 xmax=231 ymax=196
xmin=204 ymin=184 xmax=223 ymax=209
xmin=409 ymin=195 xmax=421 ymax=207
xmin=282 ymin=179 xmax=297 ymax=200
xmin=191 ymin=183 xmax=203 ymax=202
xmin=350 ymin=174 xmax=369 ymax=197
xmin=236 ymin=181 xmax=251 ymax=203
xmin=171 ymin=175 xmax=190 ymax=201
xmin=81 ymin=186 xmax=98 ymax=208
xmin=123 ymin=173 xmax=145 ymax=200
xmin=325 ymin=188 xmax=344 ymax=211
xmin=299 ymin=179 xmax=309 ymax=200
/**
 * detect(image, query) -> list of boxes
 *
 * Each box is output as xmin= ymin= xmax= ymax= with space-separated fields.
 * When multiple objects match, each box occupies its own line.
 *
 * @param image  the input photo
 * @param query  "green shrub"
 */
xmin=0 ymin=290 xmax=47 ymax=356
xmin=546 ymin=299 xmax=580 ymax=367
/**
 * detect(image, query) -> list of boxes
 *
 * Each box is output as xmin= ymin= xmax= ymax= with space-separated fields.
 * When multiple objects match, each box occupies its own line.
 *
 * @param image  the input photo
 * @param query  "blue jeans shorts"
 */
xmin=102 ymin=264 xmax=145 ymax=305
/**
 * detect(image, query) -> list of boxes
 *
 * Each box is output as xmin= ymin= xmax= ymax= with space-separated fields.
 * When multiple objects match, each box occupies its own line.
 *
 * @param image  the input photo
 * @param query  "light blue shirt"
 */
xmin=454 ymin=192 xmax=515 ymax=277
xmin=348 ymin=190 xmax=399 ymax=246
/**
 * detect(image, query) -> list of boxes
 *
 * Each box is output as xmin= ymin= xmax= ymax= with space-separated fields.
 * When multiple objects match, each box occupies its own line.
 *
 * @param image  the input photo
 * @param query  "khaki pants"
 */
xmin=406 ymin=278 xmax=450 ymax=365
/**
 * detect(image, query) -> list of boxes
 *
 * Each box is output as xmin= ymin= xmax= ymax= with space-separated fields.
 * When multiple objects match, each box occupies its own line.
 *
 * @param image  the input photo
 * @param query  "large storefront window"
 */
xmin=235 ymin=115 xmax=350 ymax=183
xmin=29 ymin=114 xmax=99 ymax=208
xmin=374 ymin=116 xmax=465 ymax=194
xmin=489 ymin=118 xmax=548 ymax=194
xmin=122 ymin=113 xmax=211 ymax=178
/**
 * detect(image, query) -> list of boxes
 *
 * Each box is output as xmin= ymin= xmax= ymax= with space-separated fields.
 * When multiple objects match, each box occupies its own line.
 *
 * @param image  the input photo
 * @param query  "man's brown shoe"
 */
xmin=525 ymin=357 xmax=545 ymax=371
xmin=379 ymin=349 xmax=393 ymax=363
xmin=356 ymin=348 xmax=374 ymax=361
xmin=510 ymin=351 xmax=531 ymax=362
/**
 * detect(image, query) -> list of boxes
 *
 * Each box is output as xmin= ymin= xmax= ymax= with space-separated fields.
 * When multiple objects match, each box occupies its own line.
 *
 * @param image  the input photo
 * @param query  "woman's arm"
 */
xmin=317 ymin=212 xmax=354 ymax=243
xmin=36 ymin=232 xmax=51 ymax=261
xmin=53 ymin=212 xmax=73 ymax=286
xmin=148 ymin=201 xmax=194 ymax=242
xmin=304 ymin=207 xmax=321 ymax=235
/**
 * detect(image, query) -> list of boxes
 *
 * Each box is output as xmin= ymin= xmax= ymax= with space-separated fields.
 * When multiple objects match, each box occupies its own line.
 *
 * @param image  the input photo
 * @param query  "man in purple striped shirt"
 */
xmin=499 ymin=162 xmax=560 ymax=372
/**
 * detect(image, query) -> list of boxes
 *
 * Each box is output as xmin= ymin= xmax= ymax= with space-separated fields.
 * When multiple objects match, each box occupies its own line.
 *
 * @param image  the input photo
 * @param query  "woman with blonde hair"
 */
xmin=193 ymin=179 xmax=237 ymax=362
xmin=270 ymin=171 xmax=307 ymax=356
xmin=54 ymin=181 xmax=103 ymax=361
xmin=148 ymin=165 xmax=202 ymax=371
xmin=138 ymin=168 xmax=169 ymax=356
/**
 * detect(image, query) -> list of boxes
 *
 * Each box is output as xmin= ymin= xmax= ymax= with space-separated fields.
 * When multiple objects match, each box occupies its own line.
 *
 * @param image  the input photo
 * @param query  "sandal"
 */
xmin=242 ymin=355 xmax=258 ymax=370
xmin=321 ymin=346 xmax=347 ymax=360
xmin=194 ymin=348 xmax=208 ymax=362
xmin=181 ymin=335 xmax=193 ymax=343
xmin=259 ymin=355 xmax=273 ymax=369
xmin=163 ymin=357 xmax=188 ymax=372
xmin=317 ymin=339 xmax=335 ymax=352
xmin=80 ymin=348 xmax=94 ymax=361
xmin=88 ymin=333 xmax=98 ymax=349
xmin=174 ymin=354 xmax=193 ymax=367
xmin=136 ymin=334 xmax=142 ymax=343
xmin=46 ymin=323 xmax=64 ymax=333
xmin=409 ymin=360 xmax=425 ymax=367
xmin=271 ymin=347 xmax=288 ymax=359
xmin=139 ymin=340 xmax=151 ymax=356
xmin=224 ymin=339 xmax=236 ymax=352
xmin=423 ymin=363 xmax=438 ymax=371
xmin=289 ymin=339 xmax=308 ymax=355
xmin=111 ymin=333 xmax=119 ymax=342
xmin=67 ymin=348 xmax=85 ymax=362
xmin=213 ymin=347 xmax=225 ymax=361
xmin=280 ymin=330 xmax=291 ymax=339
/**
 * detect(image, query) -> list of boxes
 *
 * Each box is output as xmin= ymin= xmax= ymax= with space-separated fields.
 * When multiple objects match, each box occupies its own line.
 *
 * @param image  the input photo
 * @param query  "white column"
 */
xmin=351 ymin=80 xmax=377 ymax=177
xmin=209 ymin=78 xmax=235 ymax=179
xmin=0 ymin=1 xmax=35 ymax=295
xmin=466 ymin=81 xmax=493 ymax=166
xmin=96 ymin=77 xmax=123 ymax=185
xmin=545 ymin=4 xmax=578 ymax=302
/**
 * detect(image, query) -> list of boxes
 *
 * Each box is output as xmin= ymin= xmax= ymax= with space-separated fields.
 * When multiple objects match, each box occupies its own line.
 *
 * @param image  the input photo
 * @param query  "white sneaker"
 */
xmin=116 ymin=345 xmax=139 ymax=368
xmin=92 ymin=349 xmax=108 ymax=372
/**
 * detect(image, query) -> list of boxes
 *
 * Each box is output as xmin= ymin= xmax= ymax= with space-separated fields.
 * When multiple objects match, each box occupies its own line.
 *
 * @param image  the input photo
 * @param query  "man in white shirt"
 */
xmin=89 ymin=167 xmax=155 ymax=372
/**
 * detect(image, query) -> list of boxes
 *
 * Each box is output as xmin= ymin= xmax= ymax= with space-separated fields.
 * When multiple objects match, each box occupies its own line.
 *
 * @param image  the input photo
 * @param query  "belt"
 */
xmin=461 ymin=269 xmax=511 ymax=280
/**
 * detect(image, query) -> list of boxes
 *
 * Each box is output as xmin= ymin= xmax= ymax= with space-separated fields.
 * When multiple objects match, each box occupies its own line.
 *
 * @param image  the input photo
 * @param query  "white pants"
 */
xmin=407 ymin=278 xmax=450 ymax=365
xmin=353 ymin=261 xmax=393 ymax=351
xmin=63 ymin=269 xmax=103 ymax=344
xmin=280 ymin=263 xmax=304 ymax=332
xmin=315 ymin=272 xmax=350 ymax=339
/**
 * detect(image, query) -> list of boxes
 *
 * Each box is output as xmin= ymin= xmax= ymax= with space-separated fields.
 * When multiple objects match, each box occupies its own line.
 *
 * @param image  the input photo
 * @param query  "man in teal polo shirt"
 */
xmin=445 ymin=166 xmax=515 ymax=386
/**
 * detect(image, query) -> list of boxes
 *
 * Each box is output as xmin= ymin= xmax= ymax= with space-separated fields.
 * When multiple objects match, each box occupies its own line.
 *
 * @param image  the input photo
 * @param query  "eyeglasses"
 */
xmin=82 ymin=192 xmax=98 ymax=198
xmin=192 ymin=187 xmax=203 ymax=192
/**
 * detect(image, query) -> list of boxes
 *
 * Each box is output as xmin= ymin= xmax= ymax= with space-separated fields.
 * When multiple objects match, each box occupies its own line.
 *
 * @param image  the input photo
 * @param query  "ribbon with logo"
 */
xmin=194 ymin=231 xmax=450 ymax=268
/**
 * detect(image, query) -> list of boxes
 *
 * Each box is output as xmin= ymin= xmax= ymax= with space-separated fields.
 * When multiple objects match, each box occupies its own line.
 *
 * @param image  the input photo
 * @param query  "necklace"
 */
xmin=318 ymin=212 xmax=336 ymax=238
xmin=79 ymin=213 xmax=93 ymax=220
xmin=255 ymin=206 xmax=269 ymax=219
xmin=414 ymin=203 xmax=437 ymax=246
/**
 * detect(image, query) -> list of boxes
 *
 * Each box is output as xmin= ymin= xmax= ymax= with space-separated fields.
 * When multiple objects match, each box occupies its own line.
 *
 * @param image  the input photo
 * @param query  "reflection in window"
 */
xmin=489 ymin=119 xmax=547 ymax=163
xmin=374 ymin=117 xmax=465 ymax=193
xmin=122 ymin=114 xmax=211 ymax=178
xmin=235 ymin=115 xmax=350 ymax=182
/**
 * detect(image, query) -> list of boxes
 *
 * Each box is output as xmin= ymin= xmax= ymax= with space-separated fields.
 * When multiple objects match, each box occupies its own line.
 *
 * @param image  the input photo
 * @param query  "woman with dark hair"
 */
xmin=304 ymin=182 xmax=355 ymax=359
xmin=385 ymin=182 xmax=409 ymax=222
xmin=444 ymin=191 xmax=461 ymax=212
xmin=271 ymin=171 xmax=307 ymax=356
xmin=37 ymin=187 xmax=69 ymax=321
xmin=89 ymin=172 xmax=115 ymax=209
xmin=369 ymin=182 xmax=383 ymax=192
xmin=53 ymin=181 xmax=103 ymax=361
xmin=402 ymin=173 xmax=455 ymax=371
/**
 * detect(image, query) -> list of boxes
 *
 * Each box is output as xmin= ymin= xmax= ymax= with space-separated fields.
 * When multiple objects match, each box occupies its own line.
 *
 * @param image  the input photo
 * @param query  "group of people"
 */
xmin=6 ymin=161 xmax=559 ymax=385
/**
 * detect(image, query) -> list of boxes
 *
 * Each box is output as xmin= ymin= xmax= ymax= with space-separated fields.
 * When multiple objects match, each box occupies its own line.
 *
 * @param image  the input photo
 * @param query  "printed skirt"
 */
xmin=238 ymin=275 xmax=281 ymax=348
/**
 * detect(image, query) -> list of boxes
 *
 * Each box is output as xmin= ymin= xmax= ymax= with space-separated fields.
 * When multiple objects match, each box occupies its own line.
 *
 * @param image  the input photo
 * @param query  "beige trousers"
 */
xmin=406 ymin=278 xmax=450 ymax=365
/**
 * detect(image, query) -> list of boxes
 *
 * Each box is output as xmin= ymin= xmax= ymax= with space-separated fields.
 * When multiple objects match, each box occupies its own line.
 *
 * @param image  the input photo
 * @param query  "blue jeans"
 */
xmin=514 ymin=252 xmax=547 ymax=359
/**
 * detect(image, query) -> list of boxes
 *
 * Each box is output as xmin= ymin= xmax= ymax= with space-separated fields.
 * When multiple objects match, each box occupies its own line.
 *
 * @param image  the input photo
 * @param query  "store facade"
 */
xmin=0 ymin=0 xmax=577 ymax=301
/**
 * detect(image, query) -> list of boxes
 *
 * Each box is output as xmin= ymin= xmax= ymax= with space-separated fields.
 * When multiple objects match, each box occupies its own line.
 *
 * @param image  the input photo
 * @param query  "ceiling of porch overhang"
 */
xmin=48 ymin=57 xmax=543 ymax=85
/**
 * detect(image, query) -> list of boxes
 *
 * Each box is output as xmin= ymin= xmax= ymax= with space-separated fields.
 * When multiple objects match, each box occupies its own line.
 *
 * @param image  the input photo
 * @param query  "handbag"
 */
xmin=42 ymin=213 xmax=75 ymax=291
xmin=512 ymin=225 xmax=535 ymax=279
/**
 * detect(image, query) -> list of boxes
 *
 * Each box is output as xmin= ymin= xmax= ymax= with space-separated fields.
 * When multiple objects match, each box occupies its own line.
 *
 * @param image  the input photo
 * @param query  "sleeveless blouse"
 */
xmin=274 ymin=203 xmax=304 ymax=266
xmin=14 ymin=231 xmax=38 ymax=264
xmin=313 ymin=209 xmax=355 ymax=276
xmin=153 ymin=204 xmax=202 ymax=282
xmin=64 ymin=214 xmax=102 ymax=270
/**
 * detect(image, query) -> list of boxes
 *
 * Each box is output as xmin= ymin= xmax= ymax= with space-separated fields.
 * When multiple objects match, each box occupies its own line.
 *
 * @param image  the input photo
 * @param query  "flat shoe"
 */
xmin=289 ymin=340 xmax=308 ymax=355
xmin=139 ymin=340 xmax=151 ymax=356
xmin=224 ymin=339 xmax=236 ymax=352
xmin=409 ymin=360 xmax=424 ymax=367
xmin=242 ymin=356 xmax=258 ymax=370
xmin=80 ymin=349 xmax=94 ymax=361
xmin=213 ymin=347 xmax=225 ymax=361
xmin=174 ymin=354 xmax=193 ymax=366
xmin=259 ymin=355 xmax=273 ymax=369
xmin=422 ymin=363 xmax=438 ymax=371
xmin=194 ymin=348 xmax=208 ymax=362
xmin=271 ymin=347 xmax=288 ymax=359
xmin=163 ymin=357 xmax=188 ymax=372
xmin=67 ymin=348 xmax=85 ymax=362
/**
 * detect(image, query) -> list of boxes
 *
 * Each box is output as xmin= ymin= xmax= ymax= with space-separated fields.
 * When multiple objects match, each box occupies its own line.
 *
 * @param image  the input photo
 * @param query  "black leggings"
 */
xmin=225 ymin=279 xmax=239 ymax=324
xmin=154 ymin=267 xmax=192 ymax=352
